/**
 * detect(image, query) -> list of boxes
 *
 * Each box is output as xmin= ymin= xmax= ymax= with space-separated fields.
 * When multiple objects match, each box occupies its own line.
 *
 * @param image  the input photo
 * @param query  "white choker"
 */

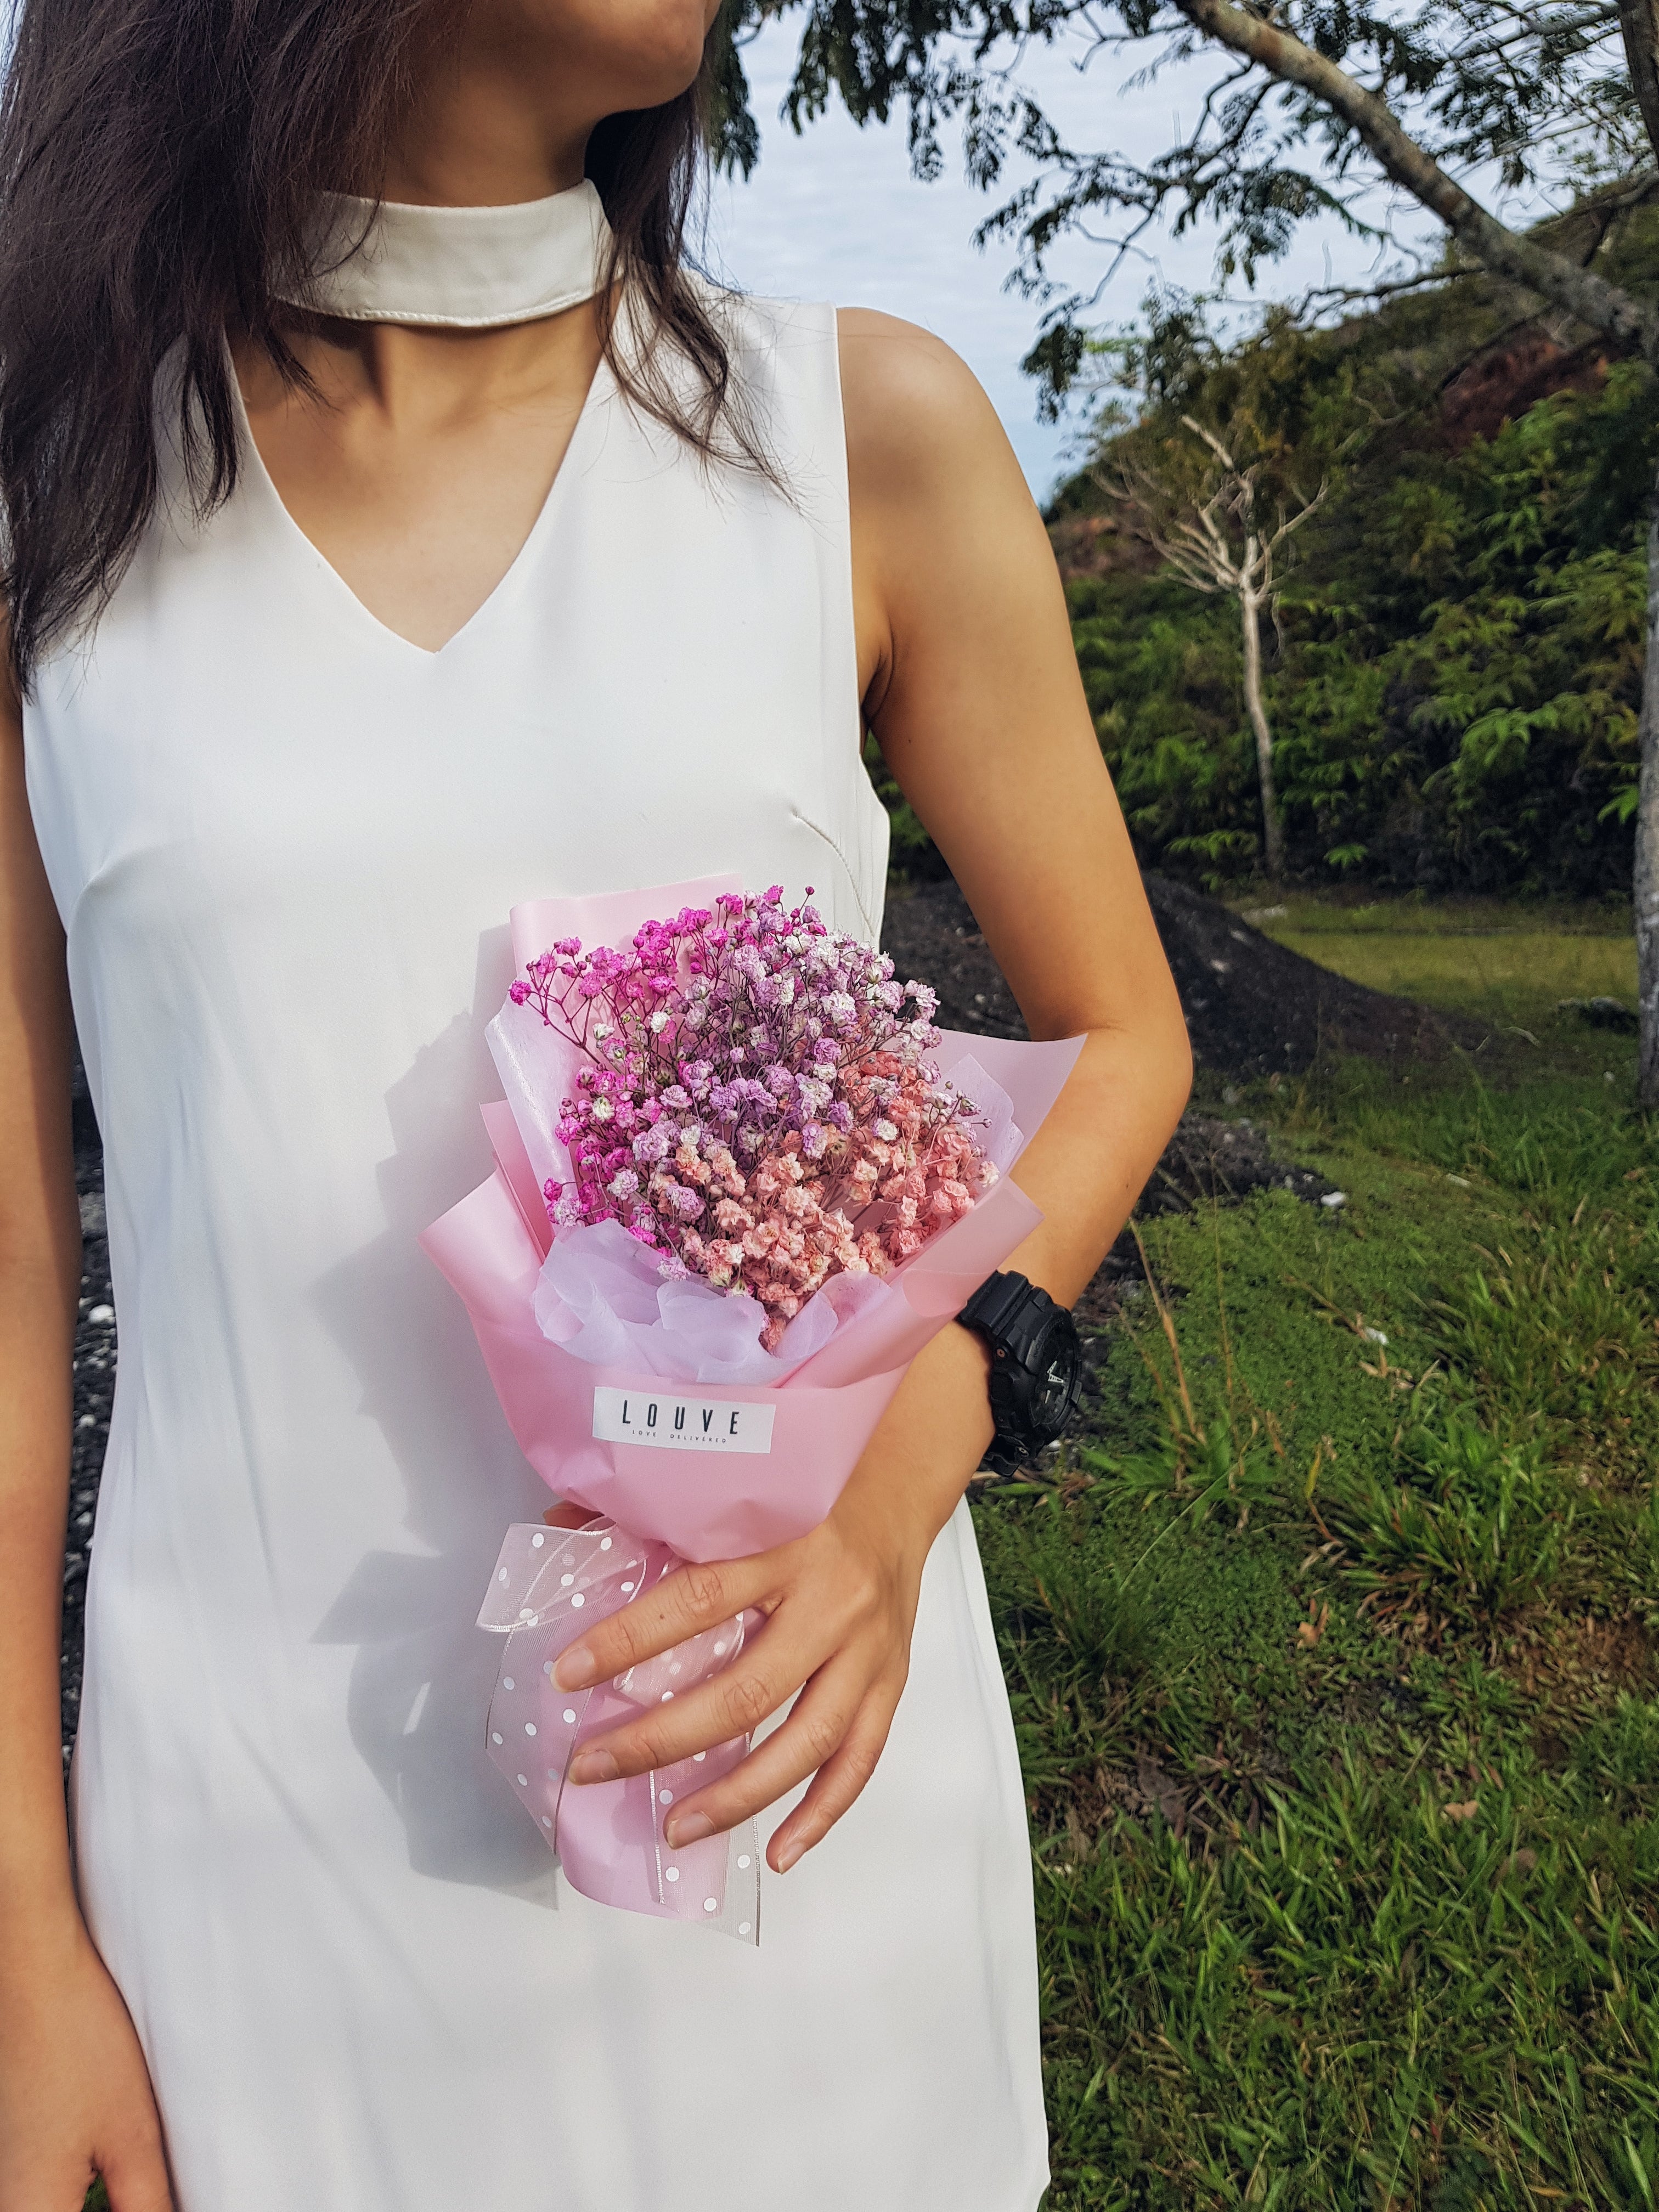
xmin=286 ymin=181 xmax=613 ymax=330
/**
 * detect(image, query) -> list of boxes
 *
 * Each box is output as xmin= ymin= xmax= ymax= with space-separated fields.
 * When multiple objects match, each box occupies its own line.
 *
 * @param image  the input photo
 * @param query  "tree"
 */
xmin=1102 ymin=416 xmax=1327 ymax=879
xmin=1078 ymin=298 xmax=1389 ymax=882
xmin=725 ymin=0 xmax=1659 ymax=1106
xmin=1097 ymin=331 xmax=1345 ymax=876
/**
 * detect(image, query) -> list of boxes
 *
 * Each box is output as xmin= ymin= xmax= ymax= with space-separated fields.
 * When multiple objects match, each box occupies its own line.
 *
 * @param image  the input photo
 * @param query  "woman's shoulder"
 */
xmin=834 ymin=307 xmax=988 ymax=425
xmin=691 ymin=289 xmax=1027 ymax=523
xmin=704 ymin=291 xmax=992 ymax=440
xmin=833 ymin=306 xmax=1030 ymax=524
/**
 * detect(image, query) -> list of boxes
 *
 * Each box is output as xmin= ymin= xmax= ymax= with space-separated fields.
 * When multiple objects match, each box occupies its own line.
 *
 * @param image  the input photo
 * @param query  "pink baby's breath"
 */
xmin=511 ymin=887 xmax=996 ymax=1348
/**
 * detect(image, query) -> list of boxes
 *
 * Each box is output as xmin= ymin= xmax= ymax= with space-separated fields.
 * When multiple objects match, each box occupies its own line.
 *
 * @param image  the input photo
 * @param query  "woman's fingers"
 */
xmin=565 ymin=1602 xmax=827 ymax=1783
xmin=554 ymin=1550 xmax=778 ymax=1691
xmin=764 ymin=1684 xmax=902 ymax=1871
xmin=555 ymin=1517 xmax=911 ymax=1846
xmin=659 ymin=1658 xmax=891 ymax=1849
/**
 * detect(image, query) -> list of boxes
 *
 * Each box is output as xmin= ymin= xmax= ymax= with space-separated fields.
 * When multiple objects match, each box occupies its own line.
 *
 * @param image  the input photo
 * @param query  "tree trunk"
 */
xmin=1623 ymin=14 xmax=1659 ymax=1109
xmin=1620 ymin=0 xmax=1659 ymax=166
xmin=1240 ymin=588 xmax=1284 ymax=881
xmin=1637 ymin=471 xmax=1659 ymax=1111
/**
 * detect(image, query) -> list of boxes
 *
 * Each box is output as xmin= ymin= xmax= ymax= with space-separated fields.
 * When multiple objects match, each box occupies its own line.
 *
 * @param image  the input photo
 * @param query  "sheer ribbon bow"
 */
xmin=478 ymin=1518 xmax=764 ymax=1942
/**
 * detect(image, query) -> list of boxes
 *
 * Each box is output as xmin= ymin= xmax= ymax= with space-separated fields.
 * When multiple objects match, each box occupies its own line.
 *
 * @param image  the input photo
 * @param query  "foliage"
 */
xmin=856 ymin=275 xmax=1659 ymax=898
xmin=1323 ymin=1414 xmax=1573 ymax=1633
xmin=974 ymin=927 xmax=1659 ymax=2205
xmin=732 ymin=2 xmax=1654 ymax=399
xmin=1065 ymin=290 xmax=1659 ymax=891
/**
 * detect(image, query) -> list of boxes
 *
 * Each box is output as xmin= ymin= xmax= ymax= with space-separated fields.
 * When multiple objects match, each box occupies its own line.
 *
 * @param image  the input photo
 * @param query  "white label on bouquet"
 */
xmin=592 ymin=1387 xmax=776 ymax=1455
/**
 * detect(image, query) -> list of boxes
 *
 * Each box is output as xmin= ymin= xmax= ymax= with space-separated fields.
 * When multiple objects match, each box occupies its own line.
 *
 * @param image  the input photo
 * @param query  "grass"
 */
xmin=1229 ymin=892 xmax=1633 ymax=939
xmin=1228 ymin=890 xmax=1639 ymax=1031
xmin=984 ymin=894 xmax=1659 ymax=2209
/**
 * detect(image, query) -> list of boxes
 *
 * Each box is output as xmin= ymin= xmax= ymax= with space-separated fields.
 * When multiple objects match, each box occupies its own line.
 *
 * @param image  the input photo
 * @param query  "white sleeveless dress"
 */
xmin=25 ymin=298 xmax=1049 ymax=2211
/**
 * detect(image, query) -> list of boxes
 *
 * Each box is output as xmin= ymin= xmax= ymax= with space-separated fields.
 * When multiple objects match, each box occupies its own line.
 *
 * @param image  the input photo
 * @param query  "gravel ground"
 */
xmin=65 ymin=1091 xmax=112 ymax=1763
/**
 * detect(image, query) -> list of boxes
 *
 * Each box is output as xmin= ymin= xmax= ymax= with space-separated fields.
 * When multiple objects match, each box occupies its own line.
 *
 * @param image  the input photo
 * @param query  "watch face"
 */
xmin=1028 ymin=1312 xmax=1082 ymax=1437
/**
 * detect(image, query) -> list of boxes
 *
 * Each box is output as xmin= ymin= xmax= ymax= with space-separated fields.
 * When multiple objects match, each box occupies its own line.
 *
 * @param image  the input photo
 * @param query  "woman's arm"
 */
xmin=549 ymin=313 xmax=1192 ymax=1871
xmin=0 ymin=685 xmax=172 ymax=2210
xmin=843 ymin=309 xmax=1193 ymax=1288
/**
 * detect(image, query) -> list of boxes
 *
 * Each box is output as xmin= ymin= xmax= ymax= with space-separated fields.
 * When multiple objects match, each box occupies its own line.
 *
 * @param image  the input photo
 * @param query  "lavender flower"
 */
xmin=507 ymin=885 xmax=994 ymax=1342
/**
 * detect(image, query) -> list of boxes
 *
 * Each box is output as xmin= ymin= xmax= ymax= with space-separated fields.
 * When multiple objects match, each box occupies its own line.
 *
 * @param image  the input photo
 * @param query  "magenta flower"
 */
xmin=509 ymin=887 xmax=995 ymax=1347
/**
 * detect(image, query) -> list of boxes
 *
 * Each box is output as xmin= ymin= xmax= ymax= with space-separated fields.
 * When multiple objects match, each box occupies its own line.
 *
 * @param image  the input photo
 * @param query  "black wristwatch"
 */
xmin=958 ymin=1271 xmax=1085 ymax=1476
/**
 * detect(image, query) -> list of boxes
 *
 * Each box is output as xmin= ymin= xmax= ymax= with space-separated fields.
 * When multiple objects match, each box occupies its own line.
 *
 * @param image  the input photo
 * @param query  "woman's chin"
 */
xmin=497 ymin=0 xmax=715 ymax=116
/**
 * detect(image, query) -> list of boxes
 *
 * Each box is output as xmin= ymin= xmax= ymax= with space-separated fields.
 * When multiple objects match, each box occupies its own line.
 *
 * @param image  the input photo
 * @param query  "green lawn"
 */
xmin=988 ymin=898 xmax=1659 ymax=2209
xmin=1232 ymin=893 xmax=1639 ymax=1032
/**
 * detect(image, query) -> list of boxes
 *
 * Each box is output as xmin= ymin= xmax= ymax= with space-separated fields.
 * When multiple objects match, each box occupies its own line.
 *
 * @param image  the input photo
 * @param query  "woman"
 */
xmin=0 ymin=3 xmax=1190 ymax=2207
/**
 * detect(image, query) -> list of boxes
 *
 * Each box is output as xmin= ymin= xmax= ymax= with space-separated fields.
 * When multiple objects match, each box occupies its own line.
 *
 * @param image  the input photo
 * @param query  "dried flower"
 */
xmin=510 ymin=887 xmax=995 ymax=1347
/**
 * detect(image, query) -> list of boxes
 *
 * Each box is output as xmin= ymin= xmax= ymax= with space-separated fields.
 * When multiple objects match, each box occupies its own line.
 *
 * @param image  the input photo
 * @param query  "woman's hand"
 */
xmin=552 ymin=1324 xmax=997 ymax=1872
xmin=0 ymin=1920 xmax=172 ymax=2212
xmin=555 ymin=1318 xmax=1000 ymax=1876
xmin=555 ymin=1483 xmax=926 ymax=1875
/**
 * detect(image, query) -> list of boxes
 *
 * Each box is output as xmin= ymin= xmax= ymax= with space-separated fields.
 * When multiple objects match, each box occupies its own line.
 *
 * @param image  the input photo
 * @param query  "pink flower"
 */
xmin=506 ymin=886 xmax=992 ymax=1309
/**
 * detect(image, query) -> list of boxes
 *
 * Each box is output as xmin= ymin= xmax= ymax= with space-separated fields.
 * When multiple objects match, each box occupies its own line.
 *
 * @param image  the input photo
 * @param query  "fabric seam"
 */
xmin=790 ymin=807 xmax=879 ymax=944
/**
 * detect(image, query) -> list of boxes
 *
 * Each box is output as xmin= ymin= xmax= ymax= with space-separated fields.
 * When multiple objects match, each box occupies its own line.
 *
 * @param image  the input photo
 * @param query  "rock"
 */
xmin=1140 ymin=873 xmax=1468 ymax=1077
xmin=1557 ymin=995 xmax=1638 ymax=1033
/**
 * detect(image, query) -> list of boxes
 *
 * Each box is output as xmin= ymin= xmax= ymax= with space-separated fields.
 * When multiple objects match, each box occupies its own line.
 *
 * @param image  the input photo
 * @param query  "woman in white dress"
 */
xmin=0 ymin=4 xmax=1191 ymax=2208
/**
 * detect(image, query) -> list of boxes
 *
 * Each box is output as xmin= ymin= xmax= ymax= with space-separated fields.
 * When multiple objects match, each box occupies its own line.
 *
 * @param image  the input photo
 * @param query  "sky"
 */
xmin=704 ymin=19 xmax=1409 ymax=501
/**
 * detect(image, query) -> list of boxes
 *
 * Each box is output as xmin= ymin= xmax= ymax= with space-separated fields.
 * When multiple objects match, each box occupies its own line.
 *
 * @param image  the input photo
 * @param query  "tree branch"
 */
xmin=1098 ymin=470 xmax=1239 ymax=591
xmin=1266 ymin=480 xmax=1330 ymax=554
xmin=1180 ymin=413 xmax=1243 ymax=475
xmin=1172 ymin=0 xmax=1659 ymax=364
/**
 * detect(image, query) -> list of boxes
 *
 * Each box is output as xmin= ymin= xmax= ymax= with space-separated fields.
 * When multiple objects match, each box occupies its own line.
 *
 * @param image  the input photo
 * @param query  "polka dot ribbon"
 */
xmin=478 ymin=1521 xmax=763 ymax=1944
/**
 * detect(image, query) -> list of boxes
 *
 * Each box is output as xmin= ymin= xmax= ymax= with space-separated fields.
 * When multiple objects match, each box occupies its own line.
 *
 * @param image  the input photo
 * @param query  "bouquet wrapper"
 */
xmin=421 ymin=878 xmax=1085 ymax=1941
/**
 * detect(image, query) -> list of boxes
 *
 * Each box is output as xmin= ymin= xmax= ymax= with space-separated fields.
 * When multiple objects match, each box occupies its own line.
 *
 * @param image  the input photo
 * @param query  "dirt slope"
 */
xmin=881 ymin=871 xmax=1467 ymax=1079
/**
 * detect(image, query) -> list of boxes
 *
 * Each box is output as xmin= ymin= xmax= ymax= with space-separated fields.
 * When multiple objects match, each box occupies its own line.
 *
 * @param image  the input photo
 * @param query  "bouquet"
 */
xmin=422 ymin=877 xmax=1081 ymax=1943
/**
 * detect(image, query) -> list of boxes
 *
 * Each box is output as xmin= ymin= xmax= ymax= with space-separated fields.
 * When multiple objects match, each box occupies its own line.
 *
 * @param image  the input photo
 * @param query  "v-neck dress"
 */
xmin=24 ymin=296 xmax=1049 ymax=2212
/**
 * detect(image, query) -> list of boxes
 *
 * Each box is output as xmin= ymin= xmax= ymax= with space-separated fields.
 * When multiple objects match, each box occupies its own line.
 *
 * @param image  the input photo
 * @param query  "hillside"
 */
xmin=1039 ymin=193 xmax=1659 ymax=901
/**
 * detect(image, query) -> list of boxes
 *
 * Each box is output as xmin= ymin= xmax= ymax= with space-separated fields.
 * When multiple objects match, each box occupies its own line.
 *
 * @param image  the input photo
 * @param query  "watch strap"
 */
xmin=960 ymin=1268 xmax=1037 ymax=1345
xmin=960 ymin=1269 xmax=1079 ymax=1474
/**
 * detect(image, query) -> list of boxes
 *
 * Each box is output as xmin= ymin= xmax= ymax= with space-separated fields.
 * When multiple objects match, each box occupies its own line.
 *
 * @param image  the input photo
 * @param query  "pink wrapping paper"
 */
xmin=421 ymin=878 xmax=1085 ymax=1940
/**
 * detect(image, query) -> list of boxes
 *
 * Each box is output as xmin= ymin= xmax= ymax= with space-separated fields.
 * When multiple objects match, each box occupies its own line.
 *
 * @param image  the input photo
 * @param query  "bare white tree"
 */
xmin=1102 ymin=419 xmax=1328 ymax=883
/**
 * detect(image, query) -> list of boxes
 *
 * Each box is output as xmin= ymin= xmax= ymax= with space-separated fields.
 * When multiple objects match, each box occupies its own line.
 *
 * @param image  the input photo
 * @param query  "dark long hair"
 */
xmin=0 ymin=2 xmax=760 ymax=687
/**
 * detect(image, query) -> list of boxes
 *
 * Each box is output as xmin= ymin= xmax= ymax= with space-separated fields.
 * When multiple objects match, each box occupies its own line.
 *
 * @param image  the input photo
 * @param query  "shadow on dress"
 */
xmin=311 ymin=924 xmax=558 ymax=1900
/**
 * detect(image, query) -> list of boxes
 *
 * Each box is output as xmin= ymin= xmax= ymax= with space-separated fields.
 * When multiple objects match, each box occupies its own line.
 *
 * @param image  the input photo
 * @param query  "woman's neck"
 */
xmin=376 ymin=0 xmax=718 ymax=207
xmin=380 ymin=22 xmax=589 ymax=207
